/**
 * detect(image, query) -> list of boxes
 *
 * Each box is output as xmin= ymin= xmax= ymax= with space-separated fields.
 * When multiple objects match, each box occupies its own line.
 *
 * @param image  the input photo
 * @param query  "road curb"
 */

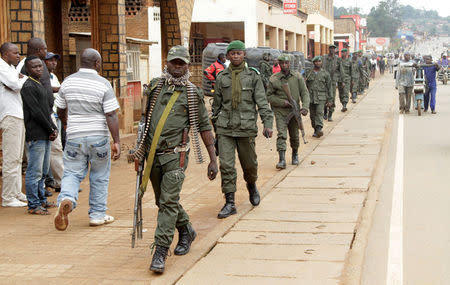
xmin=340 ymin=76 xmax=396 ymax=285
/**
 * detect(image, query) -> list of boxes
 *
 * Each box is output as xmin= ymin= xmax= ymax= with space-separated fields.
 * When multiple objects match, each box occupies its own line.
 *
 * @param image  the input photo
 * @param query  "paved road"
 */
xmin=362 ymin=78 xmax=450 ymax=284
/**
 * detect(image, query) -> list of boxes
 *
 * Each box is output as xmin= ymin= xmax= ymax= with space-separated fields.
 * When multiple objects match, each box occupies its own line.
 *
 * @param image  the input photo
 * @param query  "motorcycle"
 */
xmin=413 ymin=66 xmax=426 ymax=116
xmin=438 ymin=65 xmax=448 ymax=85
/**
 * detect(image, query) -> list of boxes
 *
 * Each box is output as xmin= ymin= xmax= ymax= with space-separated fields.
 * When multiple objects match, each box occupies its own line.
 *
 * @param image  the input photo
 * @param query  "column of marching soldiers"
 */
xmin=127 ymin=41 xmax=373 ymax=274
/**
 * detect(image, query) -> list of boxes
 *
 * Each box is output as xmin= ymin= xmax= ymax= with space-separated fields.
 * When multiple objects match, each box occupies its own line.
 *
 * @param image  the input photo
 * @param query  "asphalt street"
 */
xmin=362 ymin=77 xmax=450 ymax=284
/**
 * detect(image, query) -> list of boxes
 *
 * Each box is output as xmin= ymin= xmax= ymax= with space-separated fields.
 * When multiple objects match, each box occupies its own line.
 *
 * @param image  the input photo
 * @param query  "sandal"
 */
xmin=28 ymin=206 xmax=50 ymax=215
xmin=42 ymin=202 xmax=57 ymax=208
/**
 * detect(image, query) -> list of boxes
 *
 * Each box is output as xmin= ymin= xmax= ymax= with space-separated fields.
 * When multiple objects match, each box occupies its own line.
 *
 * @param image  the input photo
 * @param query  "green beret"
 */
xmin=227 ymin=40 xmax=245 ymax=52
xmin=341 ymin=48 xmax=348 ymax=52
xmin=278 ymin=54 xmax=290 ymax=61
xmin=357 ymin=50 xmax=363 ymax=53
xmin=312 ymin=56 xmax=322 ymax=62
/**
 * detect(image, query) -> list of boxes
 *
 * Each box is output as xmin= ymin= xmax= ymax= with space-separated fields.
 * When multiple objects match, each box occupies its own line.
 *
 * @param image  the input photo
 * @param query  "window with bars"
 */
xmin=127 ymin=44 xmax=141 ymax=81
xmin=69 ymin=0 xmax=89 ymax=22
xmin=153 ymin=11 xmax=160 ymax=21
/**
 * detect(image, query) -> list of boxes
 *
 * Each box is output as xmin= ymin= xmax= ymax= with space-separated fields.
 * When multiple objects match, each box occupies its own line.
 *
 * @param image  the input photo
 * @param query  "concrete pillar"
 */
xmin=268 ymin=26 xmax=278 ymax=49
xmin=258 ymin=23 xmax=265 ymax=47
xmin=296 ymin=34 xmax=302 ymax=52
xmin=287 ymin=32 xmax=295 ymax=51
xmin=244 ymin=19 xmax=258 ymax=47
xmin=91 ymin=0 xmax=131 ymax=133
xmin=314 ymin=24 xmax=321 ymax=56
xmin=278 ymin=28 xmax=285 ymax=51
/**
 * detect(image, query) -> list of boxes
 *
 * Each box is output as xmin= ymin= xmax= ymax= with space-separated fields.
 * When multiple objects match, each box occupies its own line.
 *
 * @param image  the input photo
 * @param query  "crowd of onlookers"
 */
xmin=0 ymin=38 xmax=120 ymax=228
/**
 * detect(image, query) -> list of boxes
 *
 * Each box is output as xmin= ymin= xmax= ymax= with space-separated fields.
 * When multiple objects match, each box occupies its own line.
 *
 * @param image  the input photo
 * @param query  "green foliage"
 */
xmin=334 ymin=6 xmax=361 ymax=18
xmin=367 ymin=0 xmax=401 ymax=37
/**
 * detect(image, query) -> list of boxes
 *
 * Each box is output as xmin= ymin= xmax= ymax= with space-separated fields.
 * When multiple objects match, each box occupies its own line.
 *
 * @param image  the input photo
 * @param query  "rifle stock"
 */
xmin=281 ymin=83 xmax=307 ymax=144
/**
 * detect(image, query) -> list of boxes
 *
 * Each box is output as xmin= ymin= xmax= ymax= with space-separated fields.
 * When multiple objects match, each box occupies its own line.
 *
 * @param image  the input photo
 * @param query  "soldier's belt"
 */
xmin=156 ymin=144 xmax=190 ymax=155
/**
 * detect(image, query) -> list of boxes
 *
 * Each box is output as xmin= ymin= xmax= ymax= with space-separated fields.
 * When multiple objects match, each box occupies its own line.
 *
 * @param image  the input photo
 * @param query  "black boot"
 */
xmin=276 ymin=150 xmax=286 ymax=169
xmin=327 ymin=111 xmax=333 ymax=122
xmin=149 ymin=245 xmax=169 ymax=273
xmin=292 ymin=149 xmax=299 ymax=165
xmin=217 ymin=192 xmax=237 ymax=219
xmin=246 ymin=183 xmax=260 ymax=206
xmin=323 ymin=107 xmax=328 ymax=120
xmin=174 ymin=223 xmax=197 ymax=256
xmin=341 ymin=103 xmax=347 ymax=112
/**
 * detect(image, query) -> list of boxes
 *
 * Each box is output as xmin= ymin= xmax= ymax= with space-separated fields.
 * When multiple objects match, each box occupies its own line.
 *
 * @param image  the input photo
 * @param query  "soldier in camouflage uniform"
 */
xmin=357 ymin=50 xmax=365 ymax=94
xmin=259 ymin=53 xmax=273 ymax=91
xmin=350 ymin=52 xmax=363 ymax=103
xmin=304 ymin=56 xmax=333 ymax=138
xmin=212 ymin=40 xmax=273 ymax=219
xmin=322 ymin=44 xmax=344 ymax=122
xmin=338 ymin=48 xmax=352 ymax=112
xmin=266 ymin=54 xmax=310 ymax=169
xmin=129 ymin=46 xmax=218 ymax=273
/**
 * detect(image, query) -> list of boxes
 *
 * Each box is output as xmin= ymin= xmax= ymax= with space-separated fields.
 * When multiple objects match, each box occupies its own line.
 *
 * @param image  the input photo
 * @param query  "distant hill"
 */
xmin=334 ymin=4 xmax=450 ymax=37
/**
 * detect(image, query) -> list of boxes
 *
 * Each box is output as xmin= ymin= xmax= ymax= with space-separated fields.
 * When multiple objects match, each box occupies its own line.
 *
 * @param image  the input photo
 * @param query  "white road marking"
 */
xmin=386 ymin=114 xmax=404 ymax=285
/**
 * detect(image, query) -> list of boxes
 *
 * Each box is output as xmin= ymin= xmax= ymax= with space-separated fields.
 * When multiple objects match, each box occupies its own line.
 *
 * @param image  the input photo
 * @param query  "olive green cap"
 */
xmin=278 ymin=54 xmax=290 ymax=61
xmin=312 ymin=56 xmax=322 ymax=62
xmin=226 ymin=40 xmax=246 ymax=52
xmin=329 ymin=44 xmax=337 ymax=49
xmin=341 ymin=48 xmax=348 ymax=52
xmin=357 ymin=49 xmax=363 ymax=53
xmin=167 ymin=45 xmax=190 ymax=64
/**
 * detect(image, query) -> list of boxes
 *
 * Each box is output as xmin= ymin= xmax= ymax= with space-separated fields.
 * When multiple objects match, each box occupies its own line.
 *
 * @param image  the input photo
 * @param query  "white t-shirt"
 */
xmin=50 ymin=72 xmax=61 ymax=113
xmin=0 ymin=58 xmax=26 ymax=121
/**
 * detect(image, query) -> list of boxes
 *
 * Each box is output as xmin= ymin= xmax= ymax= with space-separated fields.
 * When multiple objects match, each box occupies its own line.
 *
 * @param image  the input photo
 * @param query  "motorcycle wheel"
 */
xmin=417 ymin=99 xmax=422 ymax=116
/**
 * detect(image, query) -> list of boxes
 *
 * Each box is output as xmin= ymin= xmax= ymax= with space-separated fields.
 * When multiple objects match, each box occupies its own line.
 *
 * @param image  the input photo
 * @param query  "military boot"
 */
xmin=292 ymin=149 xmax=299 ymax=165
xmin=341 ymin=103 xmax=347 ymax=112
xmin=313 ymin=126 xmax=323 ymax=138
xmin=327 ymin=111 xmax=333 ymax=122
xmin=246 ymin=183 xmax=260 ymax=206
xmin=149 ymin=245 xmax=169 ymax=273
xmin=276 ymin=150 xmax=286 ymax=169
xmin=217 ymin=192 xmax=237 ymax=219
xmin=323 ymin=107 xmax=328 ymax=120
xmin=174 ymin=223 xmax=197 ymax=256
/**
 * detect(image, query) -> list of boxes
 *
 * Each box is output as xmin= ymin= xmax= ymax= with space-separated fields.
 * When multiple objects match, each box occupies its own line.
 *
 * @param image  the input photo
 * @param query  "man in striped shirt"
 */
xmin=54 ymin=48 xmax=120 ymax=231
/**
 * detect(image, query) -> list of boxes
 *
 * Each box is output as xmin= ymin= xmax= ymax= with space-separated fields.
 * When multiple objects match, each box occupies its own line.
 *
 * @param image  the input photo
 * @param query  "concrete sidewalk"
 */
xmin=177 ymin=77 xmax=394 ymax=285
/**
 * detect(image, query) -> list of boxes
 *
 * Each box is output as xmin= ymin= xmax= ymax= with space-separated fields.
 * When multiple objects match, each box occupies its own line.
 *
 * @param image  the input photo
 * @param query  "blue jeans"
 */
xmin=57 ymin=136 xmax=111 ymax=219
xmin=424 ymin=84 xmax=437 ymax=111
xmin=25 ymin=140 xmax=51 ymax=209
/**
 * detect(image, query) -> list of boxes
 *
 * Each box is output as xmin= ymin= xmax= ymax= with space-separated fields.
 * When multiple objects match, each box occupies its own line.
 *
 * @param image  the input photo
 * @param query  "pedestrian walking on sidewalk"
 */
xmin=21 ymin=56 xmax=58 ymax=215
xmin=128 ymin=45 xmax=218 ymax=273
xmin=212 ymin=40 xmax=273 ymax=219
xmin=44 ymin=52 xmax=64 ymax=192
xmin=423 ymin=55 xmax=441 ymax=114
xmin=267 ymin=54 xmax=309 ymax=169
xmin=338 ymin=48 xmax=352 ymax=112
xmin=259 ymin=52 xmax=273 ymax=90
xmin=322 ymin=45 xmax=344 ymax=122
xmin=304 ymin=56 xmax=333 ymax=138
xmin=53 ymin=48 xmax=120 ymax=230
xmin=0 ymin=42 xmax=27 ymax=207
xmin=396 ymin=52 xmax=416 ymax=114
xmin=350 ymin=53 xmax=363 ymax=103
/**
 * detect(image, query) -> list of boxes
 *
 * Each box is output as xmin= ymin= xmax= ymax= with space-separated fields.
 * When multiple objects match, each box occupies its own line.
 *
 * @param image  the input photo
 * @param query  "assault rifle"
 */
xmin=131 ymin=117 xmax=145 ymax=248
xmin=281 ymin=83 xmax=307 ymax=144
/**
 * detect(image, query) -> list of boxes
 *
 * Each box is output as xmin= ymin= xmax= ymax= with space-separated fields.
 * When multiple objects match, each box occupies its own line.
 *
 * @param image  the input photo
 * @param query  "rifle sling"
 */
xmin=139 ymin=90 xmax=182 ymax=194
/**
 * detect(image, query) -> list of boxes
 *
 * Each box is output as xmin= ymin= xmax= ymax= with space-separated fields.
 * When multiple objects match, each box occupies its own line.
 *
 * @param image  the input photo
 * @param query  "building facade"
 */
xmin=305 ymin=0 xmax=334 ymax=57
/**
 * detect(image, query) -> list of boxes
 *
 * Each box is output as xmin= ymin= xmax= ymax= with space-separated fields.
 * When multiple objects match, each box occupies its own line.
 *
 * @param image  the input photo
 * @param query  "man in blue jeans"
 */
xmin=423 ymin=55 xmax=441 ymax=114
xmin=21 ymin=56 xmax=58 ymax=215
xmin=54 ymin=48 xmax=120 ymax=230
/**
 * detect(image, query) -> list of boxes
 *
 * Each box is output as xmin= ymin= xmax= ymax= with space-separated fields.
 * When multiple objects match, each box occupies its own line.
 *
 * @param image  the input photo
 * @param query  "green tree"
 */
xmin=367 ymin=0 xmax=401 ymax=37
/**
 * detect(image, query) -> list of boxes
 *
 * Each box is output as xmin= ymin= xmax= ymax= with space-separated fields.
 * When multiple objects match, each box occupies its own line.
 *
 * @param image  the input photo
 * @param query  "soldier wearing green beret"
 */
xmin=259 ymin=53 xmax=273 ymax=90
xmin=266 ymin=54 xmax=309 ymax=169
xmin=338 ymin=48 xmax=352 ymax=112
xmin=212 ymin=40 xmax=273 ymax=219
xmin=322 ymin=44 xmax=344 ymax=122
xmin=129 ymin=45 xmax=218 ymax=273
xmin=350 ymin=52 xmax=363 ymax=103
xmin=304 ymin=56 xmax=333 ymax=138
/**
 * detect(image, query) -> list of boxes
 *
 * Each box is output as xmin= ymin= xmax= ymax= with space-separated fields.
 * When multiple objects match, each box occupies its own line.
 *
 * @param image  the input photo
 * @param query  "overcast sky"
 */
xmin=333 ymin=0 xmax=450 ymax=17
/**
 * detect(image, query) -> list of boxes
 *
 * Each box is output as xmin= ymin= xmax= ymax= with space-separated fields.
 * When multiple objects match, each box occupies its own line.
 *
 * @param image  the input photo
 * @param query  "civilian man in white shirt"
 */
xmin=0 ymin=42 xmax=27 ymax=207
